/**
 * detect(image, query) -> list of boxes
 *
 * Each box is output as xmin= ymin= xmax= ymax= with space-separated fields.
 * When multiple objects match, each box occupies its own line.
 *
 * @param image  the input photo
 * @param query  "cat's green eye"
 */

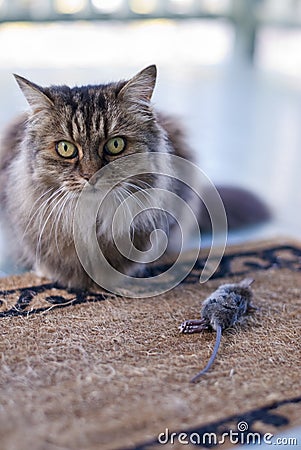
xmin=56 ymin=141 xmax=78 ymax=159
xmin=104 ymin=137 xmax=126 ymax=155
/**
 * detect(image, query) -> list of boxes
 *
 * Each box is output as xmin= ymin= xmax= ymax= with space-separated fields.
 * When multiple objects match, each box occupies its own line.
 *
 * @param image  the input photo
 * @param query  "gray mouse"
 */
xmin=179 ymin=278 xmax=255 ymax=382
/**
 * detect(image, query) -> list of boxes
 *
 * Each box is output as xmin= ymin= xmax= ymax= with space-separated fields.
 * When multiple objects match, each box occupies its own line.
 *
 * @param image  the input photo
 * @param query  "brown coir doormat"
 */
xmin=0 ymin=240 xmax=300 ymax=450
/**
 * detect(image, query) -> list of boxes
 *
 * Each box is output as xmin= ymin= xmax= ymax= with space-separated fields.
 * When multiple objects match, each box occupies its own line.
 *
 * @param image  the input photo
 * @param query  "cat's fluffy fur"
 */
xmin=0 ymin=66 xmax=198 ymax=289
xmin=0 ymin=65 xmax=269 ymax=291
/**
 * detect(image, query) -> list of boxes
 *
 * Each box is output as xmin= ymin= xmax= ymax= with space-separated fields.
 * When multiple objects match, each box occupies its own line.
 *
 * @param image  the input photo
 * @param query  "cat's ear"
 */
xmin=118 ymin=65 xmax=157 ymax=103
xmin=13 ymin=74 xmax=54 ymax=111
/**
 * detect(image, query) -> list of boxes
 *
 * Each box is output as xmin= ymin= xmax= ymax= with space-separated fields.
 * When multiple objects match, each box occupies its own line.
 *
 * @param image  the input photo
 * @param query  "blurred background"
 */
xmin=0 ymin=0 xmax=300 ymax=274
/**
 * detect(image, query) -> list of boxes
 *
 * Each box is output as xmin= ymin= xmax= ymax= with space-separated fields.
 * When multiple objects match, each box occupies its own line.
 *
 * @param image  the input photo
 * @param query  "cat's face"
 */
xmin=16 ymin=66 xmax=167 ymax=194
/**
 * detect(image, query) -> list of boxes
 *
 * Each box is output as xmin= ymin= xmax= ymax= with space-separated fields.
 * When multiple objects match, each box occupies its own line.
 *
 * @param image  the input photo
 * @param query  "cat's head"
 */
xmin=15 ymin=65 xmax=169 ymax=194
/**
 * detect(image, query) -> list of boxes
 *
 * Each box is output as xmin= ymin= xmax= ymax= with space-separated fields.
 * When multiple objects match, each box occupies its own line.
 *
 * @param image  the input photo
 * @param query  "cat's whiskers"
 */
xmin=22 ymin=186 xmax=56 ymax=242
xmin=61 ymin=194 xmax=75 ymax=236
xmin=50 ymin=190 xmax=74 ymax=255
xmin=119 ymin=183 xmax=158 ymax=233
xmin=122 ymin=180 xmax=169 ymax=236
xmin=116 ymin=187 xmax=134 ymax=221
xmin=114 ymin=188 xmax=136 ymax=241
xmin=35 ymin=187 xmax=68 ymax=266
xmin=127 ymin=179 xmax=154 ymax=191
xmin=132 ymin=179 xmax=170 ymax=230
xmin=35 ymin=187 xmax=65 ymax=239
xmin=119 ymin=185 xmax=148 ymax=215
xmin=62 ymin=191 xmax=77 ymax=233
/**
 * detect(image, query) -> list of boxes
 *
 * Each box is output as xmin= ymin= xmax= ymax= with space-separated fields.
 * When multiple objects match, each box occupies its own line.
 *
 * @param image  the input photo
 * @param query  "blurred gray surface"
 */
xmin=0 ymin=20 xmax=300 ymax=276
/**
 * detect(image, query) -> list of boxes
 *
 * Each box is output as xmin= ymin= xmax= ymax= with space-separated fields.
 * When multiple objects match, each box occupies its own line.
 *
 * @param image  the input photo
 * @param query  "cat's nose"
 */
xmin=80 ymin=173 xmax=97 ymax=185
xmin=80 ymin=173 xmax=91 ymax=181
xmin=78 ymin=160 xmax=101 ymax=184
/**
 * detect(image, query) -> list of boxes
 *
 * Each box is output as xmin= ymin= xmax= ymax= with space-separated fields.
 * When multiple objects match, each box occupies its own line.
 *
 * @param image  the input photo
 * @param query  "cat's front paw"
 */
xmin=34 ymin=264 xmax=53 ymax=280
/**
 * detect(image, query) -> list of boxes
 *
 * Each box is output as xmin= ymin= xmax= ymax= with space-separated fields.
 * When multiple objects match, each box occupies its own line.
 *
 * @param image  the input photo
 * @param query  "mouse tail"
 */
xmin=190 ymin=325 xmax=222 ymax=383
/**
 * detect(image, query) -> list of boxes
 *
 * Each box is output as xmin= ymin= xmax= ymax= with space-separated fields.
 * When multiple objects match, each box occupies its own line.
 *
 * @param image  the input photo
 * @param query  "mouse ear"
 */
xmin=118 ymin=65 xmax=157 ymax=104
xmin=13 ymin=74 xmax=54 ymax=111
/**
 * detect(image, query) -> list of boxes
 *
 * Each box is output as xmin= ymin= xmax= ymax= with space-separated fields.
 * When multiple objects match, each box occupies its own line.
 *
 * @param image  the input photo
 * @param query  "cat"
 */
xmin=0 ymin=65 xmax=269 ymax=292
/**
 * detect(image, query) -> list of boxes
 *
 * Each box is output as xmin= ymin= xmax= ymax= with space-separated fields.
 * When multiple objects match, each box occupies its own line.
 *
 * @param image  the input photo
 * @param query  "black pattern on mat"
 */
xmin=120 ymin=395 xmax=301 ymax=449
xmin=0 ymin=245 xmax=300 ymax=317
xmin=0 ymin=282 xmax=113 ymax=317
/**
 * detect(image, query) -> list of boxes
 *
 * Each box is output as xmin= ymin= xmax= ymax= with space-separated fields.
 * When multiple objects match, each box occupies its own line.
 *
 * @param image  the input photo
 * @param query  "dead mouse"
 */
xmin=179 ymin=278 xmax=255 ymax=382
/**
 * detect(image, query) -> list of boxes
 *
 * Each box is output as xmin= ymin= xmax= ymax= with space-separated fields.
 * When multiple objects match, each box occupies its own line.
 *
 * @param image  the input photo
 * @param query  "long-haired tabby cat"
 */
xmin=0 ymin=65 xmax=268 ymax=290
